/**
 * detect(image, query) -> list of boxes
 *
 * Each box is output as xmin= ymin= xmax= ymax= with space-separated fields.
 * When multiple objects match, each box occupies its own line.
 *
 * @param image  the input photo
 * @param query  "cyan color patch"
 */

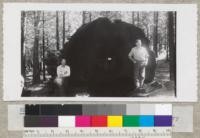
xmin=139 ymin=115 xmax=154 ymax=127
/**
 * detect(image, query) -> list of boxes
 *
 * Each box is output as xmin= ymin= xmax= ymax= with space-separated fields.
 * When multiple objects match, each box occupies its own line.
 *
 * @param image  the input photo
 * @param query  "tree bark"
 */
xmin=137 ymin=12 xmax=140 ymax=26
xmin=166 ymin=44 xmax=169 ymax=61
xmin=47 ymin=37 xmax=49 ymax=47
xmin=168 ymin=12 xmax=176 ymax=81
xmin=146 ymin=25 xmax=150 ymax=39
xmin=21 ymin=11 xmax=25 ymax=78
xmin=165 ymin=26 xmax=169 ymax=61
xmin=62 ymin=11 xmax=65 ymax=48
xmin=89 ymin=12 xmax=92 ymax=22
xmin=153 ymin=12 xmax=159 ymax=57
xmin=56 ymin=11 xmax=60 ymax=50
xmin=82 ymin=11 xmax=87 ymax=24
xmin=132 ymin=12 xmax=135 ymax=25
xmin=42 ymin=11 xmax=46 ymax=81
xmin=32 ymin=11 xmax=40 ymax=84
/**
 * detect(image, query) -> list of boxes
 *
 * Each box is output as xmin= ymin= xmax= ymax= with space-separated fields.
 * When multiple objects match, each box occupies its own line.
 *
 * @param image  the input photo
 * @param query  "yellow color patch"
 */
xmin=107 ymin=116 xmax=123 ymax=127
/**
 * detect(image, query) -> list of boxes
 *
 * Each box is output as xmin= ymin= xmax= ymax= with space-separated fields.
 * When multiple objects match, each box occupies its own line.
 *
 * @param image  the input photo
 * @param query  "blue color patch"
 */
xmin=139 ymin=115 xmax=154 ymax=127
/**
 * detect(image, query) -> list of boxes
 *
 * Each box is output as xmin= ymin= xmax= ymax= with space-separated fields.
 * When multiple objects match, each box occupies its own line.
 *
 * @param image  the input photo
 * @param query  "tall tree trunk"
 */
xmin=82 ymin=11 xmax=87 ymax=24
xmin=153 ymin=12 xmax=159 ymax=57
xmin=42 ymin=11 xmax=46 ymax=81
xmin=168 ymin=12 xmax=176 ymax=81
xmin=56 ymin=11 xmax=59 ymax=50
xmin=62 ymin=11 xmax=65 ymax=48
xmin=132 ymin=12 xmax=135 ymax=25
xmin=21 ymin=11 xmax=25 ymax=78
xmin=89 ymin=12 xmax=92 ymax=22
xmin=146 ymin=25 xmax=150 ymax=39
xmin=32 ymin=11 xmax=40 ymax=84
xmin=47 ymin=37 xmax=49 ymax=47
xmin=165 ymin=27 xmax=169 ymax=61
xmin=166 ymin=44 xmax=169 ymax=61
xmin=137 ymin=12 xmax=140 ymax=26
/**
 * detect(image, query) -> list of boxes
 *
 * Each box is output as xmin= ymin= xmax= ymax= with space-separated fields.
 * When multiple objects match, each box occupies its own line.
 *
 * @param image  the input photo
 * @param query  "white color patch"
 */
xmin=58 ymin=116 xmax=75 ymax=127
xmin=173 ymin=105 xmax=193 ymax=132
xmin=155 ymin=104 xmax=172 ymax=115
xmin=8 ymin=104 xmax=24 ymax=131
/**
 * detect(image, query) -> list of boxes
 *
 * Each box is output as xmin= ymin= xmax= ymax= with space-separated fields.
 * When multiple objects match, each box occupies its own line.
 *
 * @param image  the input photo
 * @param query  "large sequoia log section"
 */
xmin=62 ymin=18 xmax=156 ymax=96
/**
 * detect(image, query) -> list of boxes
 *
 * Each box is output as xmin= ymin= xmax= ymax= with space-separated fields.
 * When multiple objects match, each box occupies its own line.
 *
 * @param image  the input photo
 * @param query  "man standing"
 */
xmin=128 ymin=39 xmax=149 ymax=89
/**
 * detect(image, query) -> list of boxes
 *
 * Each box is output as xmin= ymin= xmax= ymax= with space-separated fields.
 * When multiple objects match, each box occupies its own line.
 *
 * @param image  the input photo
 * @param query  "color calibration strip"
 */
xmin=24 ymin=104 xmax=172 ymax=128
xmin=24 ymin=115 xmax=172 ymax=127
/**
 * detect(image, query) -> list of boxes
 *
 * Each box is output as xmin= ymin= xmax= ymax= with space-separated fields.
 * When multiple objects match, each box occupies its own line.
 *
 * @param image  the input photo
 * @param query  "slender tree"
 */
xmin=164 ymin=25 xmax=169 ymax=61
xmin=82 ymin=11 xmax=87 ymax=24
xmin=21 ymin=11 xmax=26 ymax=78
xmin=42 ymin=11 xmax=46 ymax=81
xmin=168 ymin=11 xmax=176 ymax=81
xmin=56 ymin=11 xmax=59 ymax=50
xmin=47 ymin=37 xmax=49 ymax=47
xmin=62 ymin=11 xmax=65 ymax=48
xmin=132 ymin=12 xmax=135 ymax=25
xmin=89 ymin=12 xmax=92 ymax=22
xmin=144 ymin=24 xmax=150 ymax=39
xmin=166 ymin=43 xmax=169 ymax=61
xmin=32 ymin=11 xmax=40 ymax=84
xmin=137 ymin=12 xmax=140 ymax=26
xmin=153 ymin=12 xmax=159 ymax=57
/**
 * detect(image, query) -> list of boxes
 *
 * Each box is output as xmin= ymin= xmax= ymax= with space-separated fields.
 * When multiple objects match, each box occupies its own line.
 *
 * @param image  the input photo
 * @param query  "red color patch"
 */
xmin=91 ymin=116 xmax=107 ymax=127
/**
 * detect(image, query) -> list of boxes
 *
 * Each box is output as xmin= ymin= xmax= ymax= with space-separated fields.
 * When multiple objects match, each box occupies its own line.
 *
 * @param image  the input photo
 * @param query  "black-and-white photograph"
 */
xmin=3 ymin=3 xmax=197 ymax=101
xmin=20 ymin=10 xmax=176 ymax=97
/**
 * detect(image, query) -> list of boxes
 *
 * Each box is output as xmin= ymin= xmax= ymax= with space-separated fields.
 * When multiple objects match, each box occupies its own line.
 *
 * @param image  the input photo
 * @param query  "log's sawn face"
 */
xmin=62 ymin=18 xmax=156 ymax=96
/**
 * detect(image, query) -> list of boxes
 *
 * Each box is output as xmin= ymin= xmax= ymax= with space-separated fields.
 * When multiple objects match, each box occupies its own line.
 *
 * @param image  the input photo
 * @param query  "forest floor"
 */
xmin=135 ymin=59 xmax=175 ymax=97
xmin=22 ymin=59 xmax=175 ymax=97
xmin=151 ymin=60 xmax=175 ymax=97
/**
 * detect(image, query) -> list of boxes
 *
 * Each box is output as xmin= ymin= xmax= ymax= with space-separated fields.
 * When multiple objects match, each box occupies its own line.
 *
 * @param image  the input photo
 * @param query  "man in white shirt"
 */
xmin=128 ymin=39 xmax=149 ymax=89
xmin=54 ymin=58 xmax=70 ymax=96
xmin=57 ymin=59 xmax=70 ymax=79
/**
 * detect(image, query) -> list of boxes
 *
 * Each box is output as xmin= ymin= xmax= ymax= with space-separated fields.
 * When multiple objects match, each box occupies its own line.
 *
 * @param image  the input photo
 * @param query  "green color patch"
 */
xmin=123 ymin=115 xmax=139 ymax=127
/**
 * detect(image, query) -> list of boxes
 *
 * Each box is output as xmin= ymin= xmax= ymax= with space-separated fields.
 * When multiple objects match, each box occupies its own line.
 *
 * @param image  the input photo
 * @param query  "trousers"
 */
xmin=134 ymin=61 xmax=146 ymax=87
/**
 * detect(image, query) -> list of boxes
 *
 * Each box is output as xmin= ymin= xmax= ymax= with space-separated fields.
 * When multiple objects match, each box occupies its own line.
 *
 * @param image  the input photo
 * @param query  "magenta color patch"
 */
xmin=75 ymin=116 xmax=91 ymax=127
